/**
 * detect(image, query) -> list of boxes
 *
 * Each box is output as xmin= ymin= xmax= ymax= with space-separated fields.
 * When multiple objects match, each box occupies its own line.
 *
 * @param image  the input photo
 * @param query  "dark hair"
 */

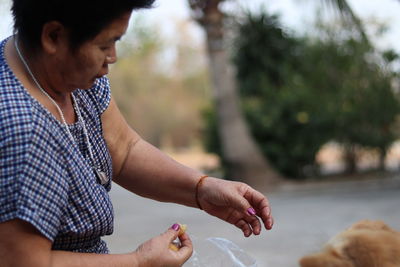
xmin=12 ymin=0 xmax=155 ymax=50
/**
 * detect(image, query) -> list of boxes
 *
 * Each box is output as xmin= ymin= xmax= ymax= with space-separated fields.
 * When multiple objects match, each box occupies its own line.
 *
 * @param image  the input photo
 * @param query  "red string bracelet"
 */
xmin=195 ymin=175 xmax=209 ymax=210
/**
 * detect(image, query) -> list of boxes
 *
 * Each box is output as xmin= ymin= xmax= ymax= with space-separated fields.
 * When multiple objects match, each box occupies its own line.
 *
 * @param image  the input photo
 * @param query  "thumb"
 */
xmin=229 ymin=193 xmax=256 ymax=217
xmin=163 ymin=223 xmax=181 ymax=243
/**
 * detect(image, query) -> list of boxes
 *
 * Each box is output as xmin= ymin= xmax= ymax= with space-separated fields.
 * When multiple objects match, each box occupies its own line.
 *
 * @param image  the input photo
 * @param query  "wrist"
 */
xmin=195 ymin=175 xmax=209 ymax=210
xmin=127 ymin=251 xmax=142 ymax=267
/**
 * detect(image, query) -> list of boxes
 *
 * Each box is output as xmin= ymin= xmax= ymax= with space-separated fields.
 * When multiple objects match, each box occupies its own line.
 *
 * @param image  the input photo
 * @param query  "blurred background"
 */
xmin=1 ymin=0 xmax=400 ymax=266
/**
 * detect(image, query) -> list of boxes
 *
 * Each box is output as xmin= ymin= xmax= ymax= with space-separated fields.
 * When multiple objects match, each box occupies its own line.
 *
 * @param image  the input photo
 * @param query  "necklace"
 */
xmin=14 ymin=37 xmax=109 ymax=185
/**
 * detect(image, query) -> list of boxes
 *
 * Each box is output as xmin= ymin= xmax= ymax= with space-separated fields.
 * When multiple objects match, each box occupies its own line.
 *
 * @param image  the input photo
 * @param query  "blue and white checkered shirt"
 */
xmin=0 ymin=37 xmax=114 ymax=253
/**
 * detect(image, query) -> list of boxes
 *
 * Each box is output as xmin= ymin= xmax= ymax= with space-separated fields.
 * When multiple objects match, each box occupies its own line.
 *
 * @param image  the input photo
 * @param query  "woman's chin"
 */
xmin=76 ymin=75 xmax=104 ymax=90
xmin=78 ymin=81 xmax=96 ymax=90
xmin=88 ymin=77 xmax=103 ymax=88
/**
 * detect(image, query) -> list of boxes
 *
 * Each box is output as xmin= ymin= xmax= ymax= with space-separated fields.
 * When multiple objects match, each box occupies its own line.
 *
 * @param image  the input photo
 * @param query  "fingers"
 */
xmin=243 ymin=187 xmax=274 ymax=230
xmin=228 ymin=209 xmax=262 ymax=237
xmin=165 ymin=224 xmax=193 ymax=261
xmin=200 ymin=178 xmax=273 ymax=238
xmin=249 ymin=214 xmax=262 ymax=235
xmin=235 ymin=219 xmax=255 ymax=237
xmin=176 ymin=232 xmax=193 ymax=262
xmin=228 ymin=185 xmax=255 ymax=214
xmin=165 ymin=224 xmax=181 ymax=243
xmin=135 ymin=224 xmax=193 ymax=266
xmin=226 ymin=184 xmax=273 ymax=235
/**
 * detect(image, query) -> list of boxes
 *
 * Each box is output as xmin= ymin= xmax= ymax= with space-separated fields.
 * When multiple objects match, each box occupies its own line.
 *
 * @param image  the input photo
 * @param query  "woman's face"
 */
xmin=59 ymin=11 xmax=131 ymax=90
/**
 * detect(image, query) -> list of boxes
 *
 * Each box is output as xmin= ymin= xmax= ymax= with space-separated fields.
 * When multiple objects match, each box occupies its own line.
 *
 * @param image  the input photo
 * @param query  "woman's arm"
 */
xmin=102 ymin=97 xmax=274 ymax=236
xmin=0 ymin=219 xmax=191 ymax=267
xmin=102 ymin=97 xmax=202 ymax=207
xmin=0 ymin=219 xmax=135 ymax=267
xmin=0 ymin=219 xmax=52 ymax=267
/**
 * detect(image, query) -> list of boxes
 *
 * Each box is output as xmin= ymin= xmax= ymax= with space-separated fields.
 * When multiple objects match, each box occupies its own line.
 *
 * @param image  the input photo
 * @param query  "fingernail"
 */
xmin=247 ymin=207 xmax=256 ymax=216
xmin=171 ymin=223 xmax=180 ymax=231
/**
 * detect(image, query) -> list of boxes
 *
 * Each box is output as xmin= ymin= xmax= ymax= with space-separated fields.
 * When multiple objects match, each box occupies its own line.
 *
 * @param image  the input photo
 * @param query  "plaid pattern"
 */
xmin=0 ymin=37 xmax=114 ymax=253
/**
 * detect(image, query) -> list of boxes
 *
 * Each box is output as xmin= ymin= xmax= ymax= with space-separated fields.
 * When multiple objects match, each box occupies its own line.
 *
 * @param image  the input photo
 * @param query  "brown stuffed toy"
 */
xmin=299 ymin=220 xmax=400 ymax=267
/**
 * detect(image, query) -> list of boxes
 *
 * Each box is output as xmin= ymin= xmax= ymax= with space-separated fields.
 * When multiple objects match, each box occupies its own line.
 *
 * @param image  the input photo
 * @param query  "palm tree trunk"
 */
xmin=343 ymin=144 xmax=357 ymax=174
xmin=189 ymin=0 xmax=282 ymax=188
xmin=378 ymin=148 xmax=386 ymax=171
xmin=208 ymin=47 xmax=282 ymax=187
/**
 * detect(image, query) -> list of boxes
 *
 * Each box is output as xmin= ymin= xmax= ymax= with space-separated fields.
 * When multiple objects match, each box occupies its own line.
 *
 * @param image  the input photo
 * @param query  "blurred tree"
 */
xmin=187 ymin=0 xmax=366 ymax=185
xmin=233 ymin=13 xmax=333 ymax=178
xmin=188 ymin=0 xmax=282 ymax=187
xmin=304 ymin=23 xmax=400 ymax=174
xmin=319 ymin=0 xmax=368 ymax=42
xmin=206 ymin=10 xmax=400 ymax=178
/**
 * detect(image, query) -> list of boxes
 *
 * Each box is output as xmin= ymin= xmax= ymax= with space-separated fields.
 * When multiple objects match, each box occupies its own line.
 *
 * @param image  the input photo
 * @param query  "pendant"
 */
xmin=94 ymin=168 xmax=109 ymax=185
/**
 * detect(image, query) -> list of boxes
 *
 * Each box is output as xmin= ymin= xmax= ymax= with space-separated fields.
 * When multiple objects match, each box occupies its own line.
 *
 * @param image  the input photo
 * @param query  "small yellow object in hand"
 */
xmin=169 ymin=243 xmax=180 ymax=251
xmin=178 ymin=224 xmax=187 ymax=236
xmin=169 ymin=224 xmax=187 ymax=251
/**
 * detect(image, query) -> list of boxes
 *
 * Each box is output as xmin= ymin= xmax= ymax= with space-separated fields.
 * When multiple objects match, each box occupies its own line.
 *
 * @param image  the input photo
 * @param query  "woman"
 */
xmin=0 ymin=0 xmax=274 ymax=266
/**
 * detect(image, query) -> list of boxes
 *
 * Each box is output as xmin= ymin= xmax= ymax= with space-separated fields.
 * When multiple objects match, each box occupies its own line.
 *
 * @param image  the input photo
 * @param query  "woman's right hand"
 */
xmin=132 ymin=224 xmax=193 ymax=267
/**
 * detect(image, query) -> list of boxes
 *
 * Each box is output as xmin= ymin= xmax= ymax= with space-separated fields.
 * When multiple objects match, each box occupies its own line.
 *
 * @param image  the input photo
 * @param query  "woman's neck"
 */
xmin=15 ymin=37 xmax=71 ymax=104
xmin=6 ymin=36 xmax=76 ymax=124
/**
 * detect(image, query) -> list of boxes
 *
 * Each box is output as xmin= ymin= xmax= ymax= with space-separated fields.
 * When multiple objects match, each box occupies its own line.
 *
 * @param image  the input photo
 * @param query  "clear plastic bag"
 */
xmin=184 ymin=237 xmax=258 ymax=267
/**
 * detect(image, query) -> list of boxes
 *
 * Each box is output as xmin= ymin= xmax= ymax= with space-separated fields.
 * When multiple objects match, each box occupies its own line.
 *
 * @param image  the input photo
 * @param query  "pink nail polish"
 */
xmin=171 ymin=223 xmax=180 ymax=231
xmin=247 ymin=207 xmax=256 ymax=216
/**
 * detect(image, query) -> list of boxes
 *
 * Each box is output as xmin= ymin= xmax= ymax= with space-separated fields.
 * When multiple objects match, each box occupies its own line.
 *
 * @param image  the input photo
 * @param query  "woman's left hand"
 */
xmin=196 ymin=177 xmax=274 ymax=237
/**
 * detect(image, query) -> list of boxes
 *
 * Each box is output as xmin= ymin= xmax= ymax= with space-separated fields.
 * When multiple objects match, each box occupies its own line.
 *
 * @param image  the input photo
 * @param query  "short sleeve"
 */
xmin=0 ymin=108 xmax=69 ymax=241
xmin=88 ymin=77 xmax=112 ymax=115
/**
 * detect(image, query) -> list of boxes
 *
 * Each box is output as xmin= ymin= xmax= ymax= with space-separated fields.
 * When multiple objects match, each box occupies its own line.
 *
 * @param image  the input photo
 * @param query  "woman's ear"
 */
xmin=41 ymin=21 xmax=68 ymax=54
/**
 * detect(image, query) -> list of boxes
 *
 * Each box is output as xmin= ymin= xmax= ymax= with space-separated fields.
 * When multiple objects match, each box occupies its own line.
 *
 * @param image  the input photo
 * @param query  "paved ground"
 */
xmin=104 ymin=174 xmax=400 ymax=267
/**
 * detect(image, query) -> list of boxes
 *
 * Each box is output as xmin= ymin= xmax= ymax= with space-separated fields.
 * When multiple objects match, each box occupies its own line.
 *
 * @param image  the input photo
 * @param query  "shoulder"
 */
xmin=0 ymin=77 xmax=34 ymax=154
xmin=0 ymin=37 xmax=13 ymax=84
xmin=78 ymin=76 xmax=111 ymax=115
xmin=0 ymin=36 xmax=33 ymax=124
xmin=0 ymin=55 xmax=35 ymax=148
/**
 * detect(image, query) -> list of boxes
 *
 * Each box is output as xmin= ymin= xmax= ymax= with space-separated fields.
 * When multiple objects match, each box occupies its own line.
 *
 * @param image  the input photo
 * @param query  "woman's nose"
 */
xmin=106 ymin=55 xmax=117 ymax=64
xmin=106 ymin=46 xmax=117 ymax=64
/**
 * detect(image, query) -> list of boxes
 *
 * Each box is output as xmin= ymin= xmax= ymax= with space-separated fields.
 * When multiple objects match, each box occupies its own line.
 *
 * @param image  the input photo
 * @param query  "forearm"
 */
xmin=51 ymin=250 xmax=138 ymax=267
xmin=102 ymin=98 xmax=204 ymax=207
xmin=0 ymin=219 xmax=139 ymax=267
xmin=114 ymin=138 xmax=203 ymax=207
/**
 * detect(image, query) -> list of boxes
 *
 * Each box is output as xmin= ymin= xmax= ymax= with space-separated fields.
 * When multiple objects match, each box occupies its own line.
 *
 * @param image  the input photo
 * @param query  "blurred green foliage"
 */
xmin=204 ymin=11 xmax=400 ymax=178
xmin=302 ymin=21 xmax=400 ymax=174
